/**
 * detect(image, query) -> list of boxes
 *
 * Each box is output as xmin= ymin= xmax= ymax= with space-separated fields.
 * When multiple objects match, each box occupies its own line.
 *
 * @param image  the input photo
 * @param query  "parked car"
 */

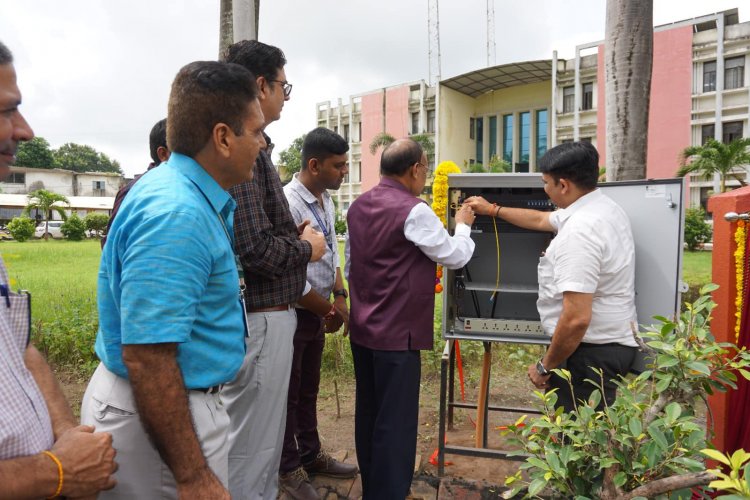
xmin=35 ymin=221 xmax=64 ymax=239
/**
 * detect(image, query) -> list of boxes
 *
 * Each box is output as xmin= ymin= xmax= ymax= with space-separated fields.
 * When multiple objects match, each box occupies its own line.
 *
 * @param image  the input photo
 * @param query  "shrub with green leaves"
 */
xmin=701 ymin=448 xmax=750 ymax=498
xmin=84 ymin=212 xmax=110 ymax=238
xmin=61 ymin=213 xmax=86 ymax=241
xmin=684 ymin=207 xmax=712 ymax=251
xmin=502 ymin=284 xmax=750 ymax=499
xmin=6 ymin=216 xmax=36 ymax=242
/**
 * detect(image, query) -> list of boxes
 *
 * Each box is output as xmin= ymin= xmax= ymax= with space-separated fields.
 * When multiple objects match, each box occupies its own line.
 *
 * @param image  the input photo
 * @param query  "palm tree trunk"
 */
xmin=604 ymin=0 xmax=653 ymax=181
xmin=219 ymin=0 xmax=233 ymax=60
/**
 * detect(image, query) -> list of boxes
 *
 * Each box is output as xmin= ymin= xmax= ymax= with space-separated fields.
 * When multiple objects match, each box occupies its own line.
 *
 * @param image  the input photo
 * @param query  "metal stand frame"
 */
xmin=437 ymin=339 xmax=541 ymax=476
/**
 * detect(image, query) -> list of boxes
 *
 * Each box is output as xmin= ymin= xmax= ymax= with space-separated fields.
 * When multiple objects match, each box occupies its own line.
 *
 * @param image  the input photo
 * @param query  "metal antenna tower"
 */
xmin=428 ymin=0 xmax=442 ymax=85
xmin=487 ymin=0 xmax=496 ymax=67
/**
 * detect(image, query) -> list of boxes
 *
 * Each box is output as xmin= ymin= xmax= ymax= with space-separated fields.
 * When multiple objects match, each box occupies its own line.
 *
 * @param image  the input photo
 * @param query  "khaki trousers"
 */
xmin=80 ymin=363 xmax=230 ymax=499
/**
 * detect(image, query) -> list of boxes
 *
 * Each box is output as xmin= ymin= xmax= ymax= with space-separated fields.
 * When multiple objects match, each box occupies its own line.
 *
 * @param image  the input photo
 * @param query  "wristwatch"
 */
xmin=536 ymin=359 xmax=550 ymax=376
xmin=333 ymin=289 xmax=348 ymax=299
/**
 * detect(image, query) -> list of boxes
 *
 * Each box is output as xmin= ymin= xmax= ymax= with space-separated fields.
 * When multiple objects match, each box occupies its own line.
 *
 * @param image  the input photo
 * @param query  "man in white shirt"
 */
xmin=346 ymin=138 xmax=475 ymax=498
xmin=465 ymin=141 xmax=638 ymax=412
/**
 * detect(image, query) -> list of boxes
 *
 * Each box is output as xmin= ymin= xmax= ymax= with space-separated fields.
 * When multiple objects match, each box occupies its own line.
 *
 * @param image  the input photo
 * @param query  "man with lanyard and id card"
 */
xmin=280 ymin=127 xmax=358 ymax=499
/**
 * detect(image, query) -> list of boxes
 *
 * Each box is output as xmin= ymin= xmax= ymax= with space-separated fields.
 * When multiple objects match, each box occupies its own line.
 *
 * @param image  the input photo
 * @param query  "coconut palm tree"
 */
xmin=677 ymin=137 xmax=750 ymax=193
xmin=369 ymin=132 xmax=396 ymax=156
xmin=23 ymin=189 xmax=69 ymax=240
xmin=604 ymin=0 xmax=653 ymax=181
xmin=219 ymin=0 xmax=259 ymax=59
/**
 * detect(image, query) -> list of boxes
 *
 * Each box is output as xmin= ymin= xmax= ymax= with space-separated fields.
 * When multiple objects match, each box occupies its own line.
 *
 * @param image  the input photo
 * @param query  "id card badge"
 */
xmin=239 ymin=281 xmax=250 ymax=338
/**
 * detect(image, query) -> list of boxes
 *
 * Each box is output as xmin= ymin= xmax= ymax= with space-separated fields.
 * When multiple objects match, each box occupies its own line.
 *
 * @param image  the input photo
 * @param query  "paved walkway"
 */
xmin=278 ymin=451 xmax=507 ymax=499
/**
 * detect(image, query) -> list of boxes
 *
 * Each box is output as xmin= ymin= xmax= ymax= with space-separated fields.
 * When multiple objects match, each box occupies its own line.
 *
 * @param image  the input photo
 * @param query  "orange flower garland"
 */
xmin=431 ymin=161 xmax=461 ymax=293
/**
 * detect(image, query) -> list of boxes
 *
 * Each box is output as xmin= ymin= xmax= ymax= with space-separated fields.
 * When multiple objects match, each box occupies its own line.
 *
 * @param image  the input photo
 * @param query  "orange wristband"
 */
xmin=42 ymin=450 xmax=64 ymax=498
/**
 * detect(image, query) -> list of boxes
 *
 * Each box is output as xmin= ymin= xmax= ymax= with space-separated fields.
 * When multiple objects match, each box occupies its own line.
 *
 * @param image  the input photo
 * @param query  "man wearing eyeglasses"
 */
xmin=221 ymin=40 xmax=328 ymax=500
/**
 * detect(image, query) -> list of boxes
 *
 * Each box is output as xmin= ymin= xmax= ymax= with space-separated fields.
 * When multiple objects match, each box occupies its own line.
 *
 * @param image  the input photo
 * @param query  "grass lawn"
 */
xmin=682 ymin=250 xmax=712 ymax=285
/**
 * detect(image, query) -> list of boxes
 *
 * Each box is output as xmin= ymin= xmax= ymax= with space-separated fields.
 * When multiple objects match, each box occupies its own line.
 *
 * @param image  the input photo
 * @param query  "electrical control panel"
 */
xmin=442 ymin=174 xmax=685 ymax=347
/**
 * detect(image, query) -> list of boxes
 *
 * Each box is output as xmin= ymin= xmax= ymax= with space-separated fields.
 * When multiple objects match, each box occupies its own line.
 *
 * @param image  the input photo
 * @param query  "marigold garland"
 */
xmin=734 ymin=220 xmax=746 ymax=343
xmin=431 ymin=161 xmax=462 ymax=293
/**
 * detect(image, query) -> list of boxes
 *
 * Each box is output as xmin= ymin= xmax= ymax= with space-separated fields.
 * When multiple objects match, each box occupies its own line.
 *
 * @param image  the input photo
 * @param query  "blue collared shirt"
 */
xmin=95 ymin=152 xmax=246 ymax=389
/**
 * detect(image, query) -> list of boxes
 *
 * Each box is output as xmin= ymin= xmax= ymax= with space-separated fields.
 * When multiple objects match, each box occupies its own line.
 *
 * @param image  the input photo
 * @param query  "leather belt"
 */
xmin=247 ymin=304 xmax=291 ymax=313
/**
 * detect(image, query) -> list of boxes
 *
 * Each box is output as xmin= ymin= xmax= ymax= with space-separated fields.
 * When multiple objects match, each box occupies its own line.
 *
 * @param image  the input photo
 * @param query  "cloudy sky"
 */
xmin=1 ymin=0 xmax=744 ymax=177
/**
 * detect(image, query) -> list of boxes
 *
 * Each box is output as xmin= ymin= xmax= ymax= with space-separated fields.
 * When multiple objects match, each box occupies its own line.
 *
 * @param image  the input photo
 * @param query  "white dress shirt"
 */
xmin=537 ymin=189 xmax=638 ymax=346
xmin=346 ymin=202 xmax=474 ymax=278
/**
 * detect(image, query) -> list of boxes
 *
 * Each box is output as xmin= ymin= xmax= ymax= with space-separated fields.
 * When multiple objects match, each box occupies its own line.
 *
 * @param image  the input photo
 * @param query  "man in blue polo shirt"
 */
xmin=80 ymin=60 xmax=266 ymax=499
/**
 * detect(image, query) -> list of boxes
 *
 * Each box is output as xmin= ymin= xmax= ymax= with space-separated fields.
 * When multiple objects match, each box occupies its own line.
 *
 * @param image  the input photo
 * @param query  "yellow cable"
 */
xmin=491 ymin=215 xmax=500 ymax=300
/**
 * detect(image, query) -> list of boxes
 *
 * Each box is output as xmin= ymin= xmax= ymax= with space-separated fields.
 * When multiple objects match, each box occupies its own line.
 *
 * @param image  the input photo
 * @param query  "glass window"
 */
xmin=411 ymin=112 xmax=420 ymax=134
xmin=356 ymin=122 xmax=362 ymax=142
xmin=701 ymin=124 xmax=715 ymax=144
xmin=582 ymin=82 xmax=594 ymax=110
xmin=427 ymin=110 xmax=436 ymax=133
xmin=502 ymin=114 xmax=513 ymax=163
xmin=343 ymin=124 xmax=350 ymax=142
xmin=6 ymin=172 xmax=25 ymax=184
xmin=488 ymin=116 xmax=498 ymax=159
xmin=563 ymin=86 xmax=575 ymax=113
xmin=475 ymin=117 xmax=484 ymax=164
xmin=350 ymin=161 xmax=361 ymax=183
xmin=723 ymin=121 xmax=744 ymax=144
xmin=518 ymin=112 xmax=530 ymax=164
xmin=703 ymin=61 xmax=716 ymax=92
xmin=536 ymin=110 xmax=548 ymax=161
xmin=469 ymin=118 xmax=475 ymax=140
xmin=581 ymin=137 xmax=592 ymax=143
xmin=725 ymin=56 xmax=745 ymax=90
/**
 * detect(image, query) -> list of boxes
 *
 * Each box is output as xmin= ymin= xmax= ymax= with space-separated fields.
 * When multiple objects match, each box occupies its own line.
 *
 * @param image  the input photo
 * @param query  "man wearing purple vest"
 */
xmin=346 ymin=138 xmax=475 ymax=498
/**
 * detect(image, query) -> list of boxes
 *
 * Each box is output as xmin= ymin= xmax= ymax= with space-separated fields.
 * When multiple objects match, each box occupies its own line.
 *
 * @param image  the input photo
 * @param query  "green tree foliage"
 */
xmin=411 ymin=134 xmax=435 ymax=157
xmin=23 ymin=189 xmax=69 ymax=240
xmin=61 ymin=214 xmax=86 ymax=241
xmin=6 ymin=216 xmax=36 ymax=242
xmin=83 ymin=213 xmax=110 ymax=239
xmin=278 ymin=134 xmax=306 ymax=180
xmin=53 ymin=143 xmax=123 ymax=174
xmin=369 ymin=132 xmax=395 ymax=155
xmin=15 ymin=137 xmax=55 ymax=168
xmin=684 ymin=207 xmax=713 ymax=251
xmin=465 ymin=155 xmax=512 ymax=173
xmin=678 ymin=137 xmax=750 ymax=193
xmin=502 ymin=285 xmax=750 ymax=499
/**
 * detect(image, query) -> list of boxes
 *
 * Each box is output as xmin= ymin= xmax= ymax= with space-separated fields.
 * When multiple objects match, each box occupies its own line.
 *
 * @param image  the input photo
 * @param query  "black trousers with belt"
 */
xmin=350 ymin=341 xmax=421 ymax=500
xmin=548 ymin=342 xmax=638 ymax=413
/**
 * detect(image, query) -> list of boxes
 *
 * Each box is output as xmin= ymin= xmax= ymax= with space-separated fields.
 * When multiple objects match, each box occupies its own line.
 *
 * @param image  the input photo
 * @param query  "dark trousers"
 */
xmin=279 ymin=309 xmax=325 ymax=474
xmin=350 ymin=341 xmax=420 ymax=500
xmin=548 ymin=342 xmax=638 ymax=413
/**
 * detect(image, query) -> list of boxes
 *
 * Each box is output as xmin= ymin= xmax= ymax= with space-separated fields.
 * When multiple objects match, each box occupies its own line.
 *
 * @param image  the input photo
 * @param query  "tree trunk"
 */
xmin=604 ymin=0 xmax=653 ymax=181
xmin=232 ymin=0 xmax=259 ymax=42
xmin=218 ymin=0 xmax=233 ymax=60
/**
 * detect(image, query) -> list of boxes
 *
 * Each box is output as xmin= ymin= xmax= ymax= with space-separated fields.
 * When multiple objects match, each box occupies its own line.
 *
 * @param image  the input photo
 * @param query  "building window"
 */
xmin=93 ymin=180 xmax=106 ymax=196
xmin=426 ymin=109 xmax=435 ymax=133
xmin=701 ymin=124 xmax=715 ymax=144
xmin=488 ymin=116 xmax=498 ymax=159
xmin=581 ymin=137 xmax=592 ymax=143
xmin=518 ymin=112 xmax=530 ymax=164
xmin=725 ymin=56 xmax=745 ymax=90
xmin=536 ymin=110 xmax=548 ymax=161
xmin=333 ymin=126 xmax=338 ymax=135
xmin=703 ymin=61 xmax=716 ymax=92
xmin=350 ymin=161 xmax=361 ymax=183
xmin=6 ymin=172 xmax=25 ymax=184
xmin=582 ymin=82 xmax=594 ymax=111
xmin=411 ymin=112 xmax=420 ymax=134
xmin=356 ymin=122 xmax=362 ymax=142
xmin=502 ymin=114 xmax=513 ymax=163
xmin=343 ymin=124 xmax=350 ymax=142
xmin=723 ymin=121 xmax=744 ymax=144
xmin=562 ymin=86 xmax=575 ymax=113
xmin=475 ymin=117 xmax=484 ymax=164
xmin=469 ymin=118 xmax=475 ymax=140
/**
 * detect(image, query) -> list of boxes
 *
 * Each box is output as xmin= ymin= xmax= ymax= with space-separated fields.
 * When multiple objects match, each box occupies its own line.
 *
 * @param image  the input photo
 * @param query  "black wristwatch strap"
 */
xmin=536 ymin=359 xmax=550 ymax=376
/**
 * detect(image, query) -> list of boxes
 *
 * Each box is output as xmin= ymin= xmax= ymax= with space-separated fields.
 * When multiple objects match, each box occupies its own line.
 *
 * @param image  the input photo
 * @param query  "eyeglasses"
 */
xmin=416 ymin=162 xmax=429 ymax=173
xmin=269 ymin=79 xmax=293 ymax=97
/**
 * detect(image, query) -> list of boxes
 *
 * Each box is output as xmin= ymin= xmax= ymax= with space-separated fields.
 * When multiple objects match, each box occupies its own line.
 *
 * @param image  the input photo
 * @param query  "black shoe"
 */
xmin=279 ymin=467 xmax=320 ymax=500
xmin=303 ymin=450 xmax=359 ymax=479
